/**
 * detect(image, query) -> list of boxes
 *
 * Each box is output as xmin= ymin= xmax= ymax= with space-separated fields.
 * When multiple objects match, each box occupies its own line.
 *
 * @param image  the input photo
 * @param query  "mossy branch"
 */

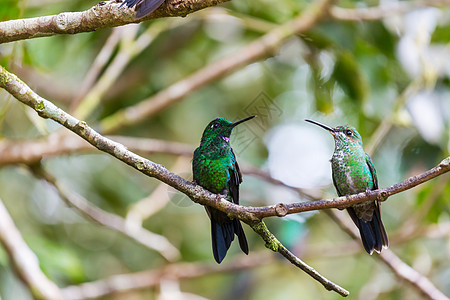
xmin=2 ymin=64 xmax=450 ymax=297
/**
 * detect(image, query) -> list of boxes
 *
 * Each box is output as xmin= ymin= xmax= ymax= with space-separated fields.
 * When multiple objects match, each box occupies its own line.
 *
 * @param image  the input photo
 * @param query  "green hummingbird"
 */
xmin=193 ymin=116 xmax=254 ymax=263
xmin=305 ymin=119 xmax=388 ymax=254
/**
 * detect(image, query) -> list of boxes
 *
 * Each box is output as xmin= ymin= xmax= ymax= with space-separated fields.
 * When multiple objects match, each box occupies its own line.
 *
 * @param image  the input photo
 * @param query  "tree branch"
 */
xmin=0 ymin=62 xmax=347 ymax=295
xmin=0 ymin=0 xmax=230 ymax=44
xmin=0 ymin=198 xmax=64 ymax=300
xmin=0 ymin=131 xmax=194 ymax=167
xmin=2 ymin=64 xmax=450 ymax=296
xmin=1 ymin=64 xmax=450 ymax=223
xmin=246 ymin=156 xmax=450 ymax=219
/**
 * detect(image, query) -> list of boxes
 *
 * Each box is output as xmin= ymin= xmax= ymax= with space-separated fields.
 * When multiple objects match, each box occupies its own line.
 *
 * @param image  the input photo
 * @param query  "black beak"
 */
xmin=231 ymin=115 xmax=255 ymax=127
xmin=305 ymin=119 xmax=335 ymax=133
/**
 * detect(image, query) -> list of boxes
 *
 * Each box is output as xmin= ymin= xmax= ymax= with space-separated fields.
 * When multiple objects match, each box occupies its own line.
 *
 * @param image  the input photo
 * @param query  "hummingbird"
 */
xmin=193 ymin=116 xmax=254 ymax=263
xmin=120 ymin=0 xmax=165 ymax=18
xmin=305 ymin=119 xmax=388 ymax=254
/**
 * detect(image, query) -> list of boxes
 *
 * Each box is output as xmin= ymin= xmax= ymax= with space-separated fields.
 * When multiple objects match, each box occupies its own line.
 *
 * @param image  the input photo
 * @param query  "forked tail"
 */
xmin=211 ymin=217 xmax=248 ymax=263
xmin=347 ymin=202 xmax=388 ymax=255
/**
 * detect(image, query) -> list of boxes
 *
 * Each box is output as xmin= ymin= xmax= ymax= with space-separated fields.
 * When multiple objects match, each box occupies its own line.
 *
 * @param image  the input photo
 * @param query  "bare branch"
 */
xmin=99 ymin=0 xmax=335 ymax=133
xmin=247 ymin=156 xmax=450 ymax=219
xmin=0 ymin=0 xmax=230 ymax=44
xmin=251 ymin=221 xmax=349 ymax=296
xmin=70 ymin=27 xmax=128 ymax=111
xmin=2 ymin=63 xmax=450 ymax=225
xmin=0 ymin=131 xmax=194 ymax=167
xmin=380 ymin=250 xmax=449 ymax=300
xmin=0 ymin=198 xmax=64 ymax=300
xmin=126 ymin=156 xmax=192 ymax=227
xmin=33 ymin=166 xmax=180 ymax=261
xmin=61 ymin=252 xmax=273 ymax=300
xmin=328 ymin=211 xmax=449 ymax=300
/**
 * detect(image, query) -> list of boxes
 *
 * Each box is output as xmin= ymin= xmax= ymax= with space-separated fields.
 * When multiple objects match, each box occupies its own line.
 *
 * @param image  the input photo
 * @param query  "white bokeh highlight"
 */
xmin=265 ymin=123 xmax=333 ymax=189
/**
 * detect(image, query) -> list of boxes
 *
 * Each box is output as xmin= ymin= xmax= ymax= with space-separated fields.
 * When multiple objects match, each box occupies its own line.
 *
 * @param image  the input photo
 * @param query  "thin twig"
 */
xmin=327 ymin=210 xmax=449 ymax=300
xmin=126 ymin=156 xmax=191 ymax=228
xmin=365 ymin=79 xmax=424 ymax=156
xmin=0 ymin=132 xmax=194 ymax=167
xmin=251 ymin=221 xmax=349 ymax=296
xmin=380 ymin=250 xmax=449 ymax=300
xmin=73 ymin=21 xmax=172 ymax=119
xmin=33 ymin=166 xmax=180 ymax=262
xmin=0 ymin=198 xmax=64 ymax=300
xmin=61 ymin=252 xmax=273 ymax=300
xmin=392 ymin=174 xmax=450 ymax=241
xmin=71 ymin=27 xmax=124 ymax=110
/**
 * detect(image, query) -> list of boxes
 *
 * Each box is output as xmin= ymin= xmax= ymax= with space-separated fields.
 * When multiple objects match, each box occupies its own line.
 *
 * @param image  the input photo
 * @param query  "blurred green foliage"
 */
xmin=0 ymin=0 xmax=449 ymax=299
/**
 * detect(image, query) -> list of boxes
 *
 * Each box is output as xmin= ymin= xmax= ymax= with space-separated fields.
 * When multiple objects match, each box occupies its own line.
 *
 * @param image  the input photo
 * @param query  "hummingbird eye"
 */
xmin=211 ymin=123 xmax=221 ymax=129
xmin=344 ymin=130 xmax=353 ymax=137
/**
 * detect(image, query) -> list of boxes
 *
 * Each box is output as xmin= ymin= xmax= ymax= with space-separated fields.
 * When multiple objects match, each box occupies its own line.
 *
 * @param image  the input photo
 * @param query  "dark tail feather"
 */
xmin=233 ymin=219 xmax=249 ymax=255
xmin=347 ymin=204 xmax=388 ymax=255
xmin=210 ymin=217 xmax=248 ymax=264
xmin=211 ymin=218 xmax=229 ymax=264
xmin=372 ymin=203 xmax=389 ymax=251
xmin=120 ymin=0 xmax=166 ymax=18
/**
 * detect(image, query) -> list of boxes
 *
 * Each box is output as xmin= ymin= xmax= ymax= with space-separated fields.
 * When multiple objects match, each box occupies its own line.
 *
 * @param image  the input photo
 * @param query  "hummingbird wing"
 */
xmin=228 ymin=149 xmax=243 ymax=205
xmin=332 ymin=174 xmax=344 ymax=197
xmin=228 ymin=149 xmax=249 ymax=256
xmin=365 ymin=153 xmax=378 ymax=190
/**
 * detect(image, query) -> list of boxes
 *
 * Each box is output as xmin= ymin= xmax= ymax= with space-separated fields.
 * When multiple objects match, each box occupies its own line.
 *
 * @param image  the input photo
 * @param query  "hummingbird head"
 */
xmin=201 ymin=116 xmax=255 ymax=143
xmin=305 ymin=119 xmax=363 ymax=148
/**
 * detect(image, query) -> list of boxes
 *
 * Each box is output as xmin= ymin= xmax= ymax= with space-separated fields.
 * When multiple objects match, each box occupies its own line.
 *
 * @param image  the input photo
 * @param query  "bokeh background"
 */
xmin=0 ymin=0 xmax=450 ymax=299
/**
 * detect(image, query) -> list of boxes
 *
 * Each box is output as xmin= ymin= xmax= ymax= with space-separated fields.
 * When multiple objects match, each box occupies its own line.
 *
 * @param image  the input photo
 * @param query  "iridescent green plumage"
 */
xmin=306 ymin=119 xmax=388 ymax=254
xmin=193 ymin=116 xmax=254 ymax=263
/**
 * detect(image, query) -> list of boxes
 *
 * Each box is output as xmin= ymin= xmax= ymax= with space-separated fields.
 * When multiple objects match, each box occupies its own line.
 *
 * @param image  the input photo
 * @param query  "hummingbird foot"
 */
xmin=336 ymin=196 xmax=348 ymax=210
xmin=377 ymin=191 xmax=388 ymax=202
xmin=364 ymin=187 xmax=374 ymax=201
xmin=214 ymin=190 xmax=229 ymax=205
xmin=215 ymin=194 xmax=222 ymax=202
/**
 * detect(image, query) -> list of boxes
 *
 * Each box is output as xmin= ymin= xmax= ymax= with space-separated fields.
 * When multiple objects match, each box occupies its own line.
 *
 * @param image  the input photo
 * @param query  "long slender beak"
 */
xmin=231 ymin=115 xmax=255 ymax=127
xmin=305 ymin=119 xmax=335 ymax=134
